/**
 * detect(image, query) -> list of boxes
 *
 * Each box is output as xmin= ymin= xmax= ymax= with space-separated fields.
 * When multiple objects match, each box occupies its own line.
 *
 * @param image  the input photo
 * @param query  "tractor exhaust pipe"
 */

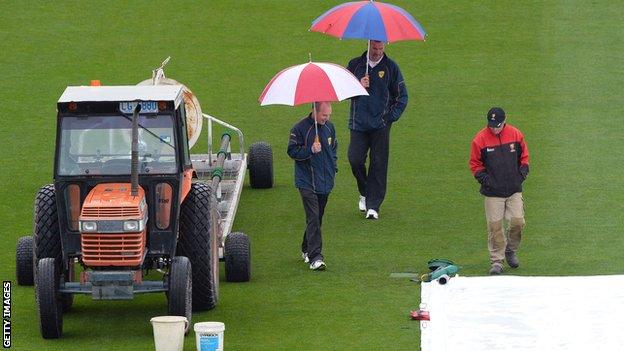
xmin=131 ymin=102 xmax=141 ymax=197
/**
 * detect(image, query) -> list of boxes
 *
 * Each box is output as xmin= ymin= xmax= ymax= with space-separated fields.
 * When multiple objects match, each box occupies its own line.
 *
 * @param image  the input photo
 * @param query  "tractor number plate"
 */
xmin=119 ymin=101 xmax=158 ymax=114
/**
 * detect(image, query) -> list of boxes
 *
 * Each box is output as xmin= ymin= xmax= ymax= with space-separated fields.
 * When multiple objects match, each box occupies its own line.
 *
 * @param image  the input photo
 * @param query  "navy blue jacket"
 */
xmin=287 ymin=114 xmax=337 ymax=195
xmin=347 ymin=52 xmax=408 ymax=131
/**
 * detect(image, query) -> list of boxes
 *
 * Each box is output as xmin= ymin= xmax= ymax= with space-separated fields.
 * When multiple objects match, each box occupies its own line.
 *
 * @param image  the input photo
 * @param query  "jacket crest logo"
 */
xmin=327 ymin=137 xmax=332 ymax=145
xmin=378 ymin=71 xmax=385 ymax=78
xmin=510 ymin=144 xmax=515 ymax=152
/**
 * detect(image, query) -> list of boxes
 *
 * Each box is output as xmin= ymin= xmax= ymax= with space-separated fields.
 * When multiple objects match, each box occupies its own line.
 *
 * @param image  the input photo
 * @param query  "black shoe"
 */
xmin=505 ymin=251 xmax=519 ymax=268
xmin=489 ymin=263 xmax=503 ymax=275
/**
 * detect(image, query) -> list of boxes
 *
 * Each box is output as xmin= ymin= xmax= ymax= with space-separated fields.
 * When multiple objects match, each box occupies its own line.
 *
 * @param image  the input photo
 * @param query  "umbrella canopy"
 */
xmin=259 ymin=61 xmax=368 ymax=106
xmin=310 ymin=1 xmax=426 ymax=42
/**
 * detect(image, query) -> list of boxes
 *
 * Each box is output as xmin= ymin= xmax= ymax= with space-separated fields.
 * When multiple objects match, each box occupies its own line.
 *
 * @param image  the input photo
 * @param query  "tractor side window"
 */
xmin=155 ymin=182 xmax=172 ymax=229
xmin=66 ymin=184 xmax=81 ymax=231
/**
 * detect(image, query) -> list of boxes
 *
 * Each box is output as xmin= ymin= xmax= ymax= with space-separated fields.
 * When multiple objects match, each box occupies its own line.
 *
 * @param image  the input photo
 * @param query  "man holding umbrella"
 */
xmin=287 ymin=102 xmax=337 ymax=270
xmin=310 ymin=1 xmax=425 ymax=219
xmin=259 ymin=59 xmax=367 ymax=269
xmin=347 ymin=40 xmax=408 ymax=219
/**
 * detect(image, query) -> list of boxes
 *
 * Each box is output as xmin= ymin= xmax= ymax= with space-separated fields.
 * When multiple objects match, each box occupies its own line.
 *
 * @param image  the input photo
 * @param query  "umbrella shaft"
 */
xmin=366 ymin=39 xmax=370 ymax=76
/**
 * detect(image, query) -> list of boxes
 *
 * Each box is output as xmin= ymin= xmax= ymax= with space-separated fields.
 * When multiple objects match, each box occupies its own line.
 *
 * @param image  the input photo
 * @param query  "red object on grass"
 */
xmin=410 ymin=310 xmax=430 ymax=321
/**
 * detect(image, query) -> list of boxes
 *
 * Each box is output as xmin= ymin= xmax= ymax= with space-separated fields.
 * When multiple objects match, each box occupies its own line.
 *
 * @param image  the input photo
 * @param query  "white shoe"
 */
xmin=358 ymin=196 xmax=366 ymax=212
xmin=366 ymin=209 xmax=379 ymax=220
xmin=301 ymin=252 xmax=309 ymax=263
xmin=309 ymin=260 xmax=326 ymax=270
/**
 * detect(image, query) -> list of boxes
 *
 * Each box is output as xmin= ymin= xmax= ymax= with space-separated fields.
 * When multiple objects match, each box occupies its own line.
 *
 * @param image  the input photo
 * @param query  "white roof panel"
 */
xmin=58 ymin=85 xmax=184 ymax=107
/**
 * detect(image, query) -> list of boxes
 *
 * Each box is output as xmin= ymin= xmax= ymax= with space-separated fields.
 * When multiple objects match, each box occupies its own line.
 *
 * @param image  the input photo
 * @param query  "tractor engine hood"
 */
xmin=79 ymin=183 xmax=148 ymax=267
xmin=81 ymin=183 xmax=147 ymax=218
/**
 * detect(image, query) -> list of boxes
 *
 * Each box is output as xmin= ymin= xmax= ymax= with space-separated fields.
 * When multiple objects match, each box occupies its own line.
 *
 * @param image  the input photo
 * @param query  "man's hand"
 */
xmin=360 ymin=74 xmax=370 ymax=88
xmin=311 ymin=141 xmax=321 ymax=153
xmin=475 ymin=171 xmax=489 ymax=187
xmin=519 ymin=164 xmax=529 ymax=180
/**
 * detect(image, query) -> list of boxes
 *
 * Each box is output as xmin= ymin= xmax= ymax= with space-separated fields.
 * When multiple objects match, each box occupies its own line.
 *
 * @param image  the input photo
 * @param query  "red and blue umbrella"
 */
xmin=310 ymin=1 xmax=426 ymax=43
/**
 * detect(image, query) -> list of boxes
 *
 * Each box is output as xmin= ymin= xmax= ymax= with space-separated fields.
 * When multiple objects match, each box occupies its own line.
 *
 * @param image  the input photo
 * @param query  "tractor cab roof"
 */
xmin=58 ymin=85 xmax=184 ymax=108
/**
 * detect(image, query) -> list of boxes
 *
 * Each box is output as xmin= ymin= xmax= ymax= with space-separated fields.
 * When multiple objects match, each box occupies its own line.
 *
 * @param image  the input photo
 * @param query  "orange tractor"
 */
xmin=15 ymin=60 xmax=273 ymax=338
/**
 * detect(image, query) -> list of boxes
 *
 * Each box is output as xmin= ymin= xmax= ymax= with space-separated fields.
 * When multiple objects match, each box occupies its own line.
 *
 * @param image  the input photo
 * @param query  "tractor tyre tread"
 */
xmin=36 ymin=258 xmax=63 ymax=339
xmin=178 ymin=183 xmax=218 ymax=311
xmin=33 ymin=184 xmax=62 ymax=263
xmin=168 ymin=256 xmax=192 ymax=333
xmin=16 ymin=236 xmax=34 ymax=286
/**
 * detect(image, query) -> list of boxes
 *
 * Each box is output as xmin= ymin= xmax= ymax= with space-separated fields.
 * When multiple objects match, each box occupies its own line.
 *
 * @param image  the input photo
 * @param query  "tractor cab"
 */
xmin=55 ymin=86 xmax=193 ymax=264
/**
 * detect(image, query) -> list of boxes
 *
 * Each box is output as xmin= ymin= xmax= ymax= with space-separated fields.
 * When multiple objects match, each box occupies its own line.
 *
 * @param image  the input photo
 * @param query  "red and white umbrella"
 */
xmin=259 ymin=61 xmax=368 ymax=106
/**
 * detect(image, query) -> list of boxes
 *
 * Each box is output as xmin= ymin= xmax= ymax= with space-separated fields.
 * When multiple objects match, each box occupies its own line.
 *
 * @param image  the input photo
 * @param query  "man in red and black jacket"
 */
xmin=469 ymin=107 xmax=530 ymax=275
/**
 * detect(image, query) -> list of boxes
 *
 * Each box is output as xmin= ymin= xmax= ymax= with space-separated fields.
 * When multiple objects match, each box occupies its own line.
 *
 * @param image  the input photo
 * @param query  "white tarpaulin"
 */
xmin=420 ymin=275 xmax=624 ymax=351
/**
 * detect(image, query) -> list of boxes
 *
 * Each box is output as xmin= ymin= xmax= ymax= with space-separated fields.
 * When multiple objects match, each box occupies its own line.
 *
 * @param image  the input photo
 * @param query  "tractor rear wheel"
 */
xmin=16 ymin=236 xmax=34 ymax=286
xmin=224 ymin=232 xmax=251 ymax=282
xmin=178 ymin=183 xmax=219 ymax=311
xmin=32 ymin=185 xmax=73 ymax=311
xmin=33 ymin=184 xmax=62 ymax=264
xmin=248 ymin=142 xmax=274 ymax=189
xmin=36 ymin=258 xmax=63 ymax=339
xmin=168 ymin=256 xmax=192 ymax=334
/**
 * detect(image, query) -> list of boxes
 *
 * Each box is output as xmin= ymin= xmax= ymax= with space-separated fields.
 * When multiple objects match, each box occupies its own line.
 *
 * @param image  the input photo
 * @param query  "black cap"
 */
xmin=486 ymin=107 xmax=506 ymax=128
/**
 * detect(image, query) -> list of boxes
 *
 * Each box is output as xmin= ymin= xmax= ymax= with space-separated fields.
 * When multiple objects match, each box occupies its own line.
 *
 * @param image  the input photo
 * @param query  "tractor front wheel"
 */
xmin=16 ymin=236 xmax=34 ymax=286
xmin=36 ymin=258 xmax=63 ymax=339
xmin=168 ymin=256 xmax=192 ymax=333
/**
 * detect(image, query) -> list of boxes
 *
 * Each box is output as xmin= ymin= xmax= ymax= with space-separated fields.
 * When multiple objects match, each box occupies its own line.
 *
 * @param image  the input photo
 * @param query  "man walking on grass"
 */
xmin=288 ymin=102 xmax=337 ymax=271
xmin=347 ymin=40 xmax=408 ymax=220
xmin=469 ymin=107 xmax=530 ymax=275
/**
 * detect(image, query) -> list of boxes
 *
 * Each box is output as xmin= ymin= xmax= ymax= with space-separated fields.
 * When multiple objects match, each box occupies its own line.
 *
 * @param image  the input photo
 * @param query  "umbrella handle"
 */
xmin=313 ymin=106 xmax=320 ymax=148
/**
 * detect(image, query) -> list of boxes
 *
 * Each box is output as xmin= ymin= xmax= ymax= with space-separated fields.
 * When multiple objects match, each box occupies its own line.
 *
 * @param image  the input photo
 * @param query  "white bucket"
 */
xmin=150 ymin=316 xmax=188 ymax=351
xmin=194 ymin=322 xmax=225 ymax=351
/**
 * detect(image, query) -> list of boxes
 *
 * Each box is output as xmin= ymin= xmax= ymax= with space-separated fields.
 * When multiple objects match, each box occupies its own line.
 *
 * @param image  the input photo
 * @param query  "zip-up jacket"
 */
xmin=469 ymin=124 xmax=530 ymax=198
xmin=347 ymin=52 xmax=408 ymax=132
xmin=287 ymin=115 xmax=338 ymax=195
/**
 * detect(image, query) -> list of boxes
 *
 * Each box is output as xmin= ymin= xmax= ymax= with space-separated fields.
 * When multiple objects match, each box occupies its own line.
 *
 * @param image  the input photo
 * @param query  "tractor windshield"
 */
xmin=58 ymin=114 xmax=177 ymax=175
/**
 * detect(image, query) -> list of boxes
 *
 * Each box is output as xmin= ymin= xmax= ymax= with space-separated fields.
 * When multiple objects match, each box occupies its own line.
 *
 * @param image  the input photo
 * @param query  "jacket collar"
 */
xmin=487 ymin=123 xmax=507 ymax=136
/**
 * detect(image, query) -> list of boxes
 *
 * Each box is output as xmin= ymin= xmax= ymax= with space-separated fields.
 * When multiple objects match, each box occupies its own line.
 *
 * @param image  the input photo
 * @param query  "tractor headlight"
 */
xmin=123 ymin=220 xmax=139 ymax=232
xmin=80 ymin=221 xmax=97 ymax=232
xmin=123 ymin=218 xmax=146 ymax=232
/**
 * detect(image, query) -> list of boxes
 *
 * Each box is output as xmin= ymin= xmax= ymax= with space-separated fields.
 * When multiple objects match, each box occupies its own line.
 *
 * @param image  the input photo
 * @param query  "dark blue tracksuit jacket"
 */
xmin=287 ymin=115 xmax=337 ymax=195
xmin=347 ymin=52 xmax=408 ymax=131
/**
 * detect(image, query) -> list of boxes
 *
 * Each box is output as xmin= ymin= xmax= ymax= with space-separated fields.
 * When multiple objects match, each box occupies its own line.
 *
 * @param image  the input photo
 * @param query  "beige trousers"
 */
xmin=484 ymin=192 xmax=525 ymax=264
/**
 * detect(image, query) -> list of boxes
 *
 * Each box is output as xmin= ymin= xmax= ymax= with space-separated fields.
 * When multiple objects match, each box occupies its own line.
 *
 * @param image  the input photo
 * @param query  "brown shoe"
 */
xmin=489 ymin=263 xmax=503 ymax=275
xmin=505 ymin=251 xmax=519 ymax=268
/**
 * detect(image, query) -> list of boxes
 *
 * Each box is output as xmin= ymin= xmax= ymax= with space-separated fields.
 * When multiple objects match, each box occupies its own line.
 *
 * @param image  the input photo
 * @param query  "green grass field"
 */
xmin=1 ymin=1 xmax=623 ymax=350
